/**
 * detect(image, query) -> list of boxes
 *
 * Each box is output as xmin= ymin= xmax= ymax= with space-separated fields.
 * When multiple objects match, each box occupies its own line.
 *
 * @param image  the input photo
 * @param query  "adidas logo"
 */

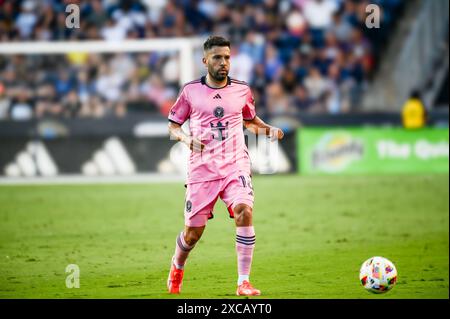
xmin=213 ymin=93 xmax=222 ymax=99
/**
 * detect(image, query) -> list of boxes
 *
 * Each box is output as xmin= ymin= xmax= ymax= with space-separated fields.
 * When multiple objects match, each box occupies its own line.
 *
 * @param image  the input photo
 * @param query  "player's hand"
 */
xmin=184 ymin=136 xmax=205 ymax=152
xmin=268 ymin=127 xmax=284 ymax=141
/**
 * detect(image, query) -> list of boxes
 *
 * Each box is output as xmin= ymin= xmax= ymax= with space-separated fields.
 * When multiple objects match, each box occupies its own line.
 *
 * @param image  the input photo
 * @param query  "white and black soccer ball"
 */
xmin=359 ymin=256 xmax=398 ymax=294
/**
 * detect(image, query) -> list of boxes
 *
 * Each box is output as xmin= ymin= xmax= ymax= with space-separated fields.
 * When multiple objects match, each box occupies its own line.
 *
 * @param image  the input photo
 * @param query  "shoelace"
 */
xmin=241 ymin=281 xmax=253 ymax=289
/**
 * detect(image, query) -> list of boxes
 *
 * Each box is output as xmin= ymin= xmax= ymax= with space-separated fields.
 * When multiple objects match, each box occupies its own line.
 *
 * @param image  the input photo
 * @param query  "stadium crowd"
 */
xmin=0 ymin=0 xmax=404 ymax=124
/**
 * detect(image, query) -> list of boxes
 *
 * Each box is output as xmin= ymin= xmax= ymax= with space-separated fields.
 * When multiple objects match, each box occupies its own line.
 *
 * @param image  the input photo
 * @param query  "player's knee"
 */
xmin=184 ymin=228 xmax=203 ymax=246
xmin=234 ymin=205 xmax=253 ymax=224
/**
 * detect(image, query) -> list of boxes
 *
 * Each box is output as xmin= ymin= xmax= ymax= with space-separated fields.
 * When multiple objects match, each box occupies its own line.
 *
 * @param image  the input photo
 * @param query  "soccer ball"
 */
xmin=359 ymin=256 xmax=398 ymax=294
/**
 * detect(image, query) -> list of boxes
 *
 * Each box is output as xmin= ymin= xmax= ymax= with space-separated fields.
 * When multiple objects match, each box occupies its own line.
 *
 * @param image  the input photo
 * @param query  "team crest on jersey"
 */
xmin=186 ymin=200 xmax=192 ymax=213
xmin=213 ymin=106 xmax=224 ymax=119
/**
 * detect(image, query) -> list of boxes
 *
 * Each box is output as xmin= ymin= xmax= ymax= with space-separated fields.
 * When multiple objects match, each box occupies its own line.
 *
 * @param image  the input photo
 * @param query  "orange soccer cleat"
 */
xmin=236 ymin=280 xmax=261 ymax=296
xmin=167 ymin=259 xmax=184 ymax=294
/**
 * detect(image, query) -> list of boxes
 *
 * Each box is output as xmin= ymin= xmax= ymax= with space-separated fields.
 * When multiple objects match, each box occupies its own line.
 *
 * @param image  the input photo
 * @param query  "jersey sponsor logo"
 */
xmin=210 ymin=121 xmax=229 ymax=141
xmin=213 ymin=93 xmax=222 ymax=99
xmin=213 ymin=106 xmax=224 ymax=118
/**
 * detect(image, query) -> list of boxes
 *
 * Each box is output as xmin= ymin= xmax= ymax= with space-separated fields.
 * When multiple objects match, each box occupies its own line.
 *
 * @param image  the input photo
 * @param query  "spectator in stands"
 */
xmin=161 ymin=54 xmax=180 ymax=88
xmin=239 ymin=32 xmax=266 ymax=66
xmin=124 ymin=77 xmax=141 ymax=113
xmin=86 ymin=0 xmax=109 ymax=30
xmin=62 ymin=90 xmax=82 ymax=118
xmin=15 ymin=0 xmax=38 ymax=39
xmin=141 ymin=0 xmax=167 ymax=25
xmin=304 ymin=67 xmax=328 ymax=101
xmin=10 ymin=89 xmax=33 ymax=121
xmin=0 ymin=82 xmax=10 ymax=119
xmin=250 ymin=63 xmax=267 ymax=100
xmin=280 ymin=67 xmax=298 ymax=94
xmin=329 ymin=10 xmax=353 ymax=43
xmin=55 ymin=70 xmax=74 ymax=97
xmin=229 ymin=47 xmax=254 ymax=84
xmin=265 ymin=44 xmax=283 ymax=82
xmin=95 ymin=63 xmax=123 ymax=103
xmin=76 ymin=70 xmax=94 ymax=104
xmin=0 ymin=0 xmax=405 ymax=121
xmin=0 ymin=1 xmax=16 ymax=41
xmin=101 ymin=16 xmax=127 ymax=42
xmin=402 ymin=90 xmax=427 ymax=129
xmin=325 ymin=62 xmax=351 ymax=114
xmin=302 ymin=0 xmax=339 ymax=30
xmin=289 ymin=52 xmax=310 ymax=84
xmin=266 ymin=82 xmax=294 ymax=116
xmin=292 ymin=85 xmax=315 ymax=113
xmin=79 ymin=95 xmax=106 ymax=118
xmin=111 ymin=1 xmax=147 ymax=35
xmin=141 ymin=74 xmax=176 ymax=116
xmin=115 ymin=101 xmax=127 ymax=118
xmin=35 ymin=84 xmax=62 ymax=118
xmin=53 ymin=11 xmax=71 ymax=40
xmin=158 ymin=0 xmax=185 ymax=37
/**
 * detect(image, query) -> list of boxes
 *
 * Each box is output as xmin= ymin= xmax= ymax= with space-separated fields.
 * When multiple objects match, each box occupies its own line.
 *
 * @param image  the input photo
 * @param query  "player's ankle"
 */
xmin=237 ymin=275 xmax=249 ymax=285
xmin=175 ymin=263 xmax=184 ymax=270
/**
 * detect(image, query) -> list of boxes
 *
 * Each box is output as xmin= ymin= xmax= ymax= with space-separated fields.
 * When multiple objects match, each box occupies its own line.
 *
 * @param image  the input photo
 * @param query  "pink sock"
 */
xmin=236 ymin=226 xmax=255 ymax=280
xmin=173 ymin=231 xmax=195 ymax=269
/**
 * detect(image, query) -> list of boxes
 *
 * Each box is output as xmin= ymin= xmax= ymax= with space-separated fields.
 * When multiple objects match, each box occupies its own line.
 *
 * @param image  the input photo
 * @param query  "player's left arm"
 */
xmin=244 ymin=116 xmax=284 ymax=141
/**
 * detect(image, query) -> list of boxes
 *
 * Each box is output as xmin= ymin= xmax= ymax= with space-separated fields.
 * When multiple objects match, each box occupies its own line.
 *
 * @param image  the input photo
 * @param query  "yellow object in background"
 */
xmin=66 ymin=52 xmax=89 ymax=66
xmin=402 ymin=96 xmax=426 ymax=129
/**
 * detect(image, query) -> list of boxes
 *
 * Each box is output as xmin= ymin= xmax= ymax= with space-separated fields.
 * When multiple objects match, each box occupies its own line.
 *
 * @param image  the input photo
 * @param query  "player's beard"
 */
xmin=209 ymin=66 xmax=228 ymax=82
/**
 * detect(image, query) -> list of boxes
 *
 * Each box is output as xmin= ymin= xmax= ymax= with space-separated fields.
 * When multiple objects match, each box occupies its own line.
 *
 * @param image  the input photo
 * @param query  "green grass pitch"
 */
xmin=0 ymin=174 xmax=448 ymax=299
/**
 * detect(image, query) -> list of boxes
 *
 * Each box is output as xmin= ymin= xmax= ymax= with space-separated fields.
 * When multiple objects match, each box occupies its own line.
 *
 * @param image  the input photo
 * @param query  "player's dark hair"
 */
xmin=203 ymin=36 xmax=231 ymax=51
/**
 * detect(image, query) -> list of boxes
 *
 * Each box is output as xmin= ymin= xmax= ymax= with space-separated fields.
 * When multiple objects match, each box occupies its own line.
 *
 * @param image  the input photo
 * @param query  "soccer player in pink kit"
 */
xmin=167 ymin=36 xmax=284 ymax=296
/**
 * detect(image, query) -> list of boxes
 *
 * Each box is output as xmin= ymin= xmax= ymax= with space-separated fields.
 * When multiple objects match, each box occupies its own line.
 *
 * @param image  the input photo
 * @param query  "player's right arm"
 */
xmin=168 ymin=85 xmax=205 ymax=153
xmin=168 ymin=121 xmax=205 ymax=152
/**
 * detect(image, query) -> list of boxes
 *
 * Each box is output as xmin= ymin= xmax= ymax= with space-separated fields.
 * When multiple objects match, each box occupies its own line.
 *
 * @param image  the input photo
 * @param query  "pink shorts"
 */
xmin=184 ymin=172 xmax=254 ymax=227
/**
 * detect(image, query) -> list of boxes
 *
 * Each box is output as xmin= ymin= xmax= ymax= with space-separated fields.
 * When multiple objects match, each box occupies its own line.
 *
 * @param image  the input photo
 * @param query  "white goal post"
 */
xmin=0 ymin=37 xmax=204 ymax=179
xmin=0 ymin=38 xmax=204 ymax=86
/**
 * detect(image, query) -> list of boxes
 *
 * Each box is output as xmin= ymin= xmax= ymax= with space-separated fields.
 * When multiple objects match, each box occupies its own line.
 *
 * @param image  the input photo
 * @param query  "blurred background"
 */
xmin=0 ymin=0 xmax=448 ymax=180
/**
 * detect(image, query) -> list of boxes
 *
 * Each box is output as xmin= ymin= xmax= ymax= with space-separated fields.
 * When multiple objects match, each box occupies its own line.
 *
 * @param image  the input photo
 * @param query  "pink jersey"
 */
xmin=169 ymin=76 xmax=256 ymax=184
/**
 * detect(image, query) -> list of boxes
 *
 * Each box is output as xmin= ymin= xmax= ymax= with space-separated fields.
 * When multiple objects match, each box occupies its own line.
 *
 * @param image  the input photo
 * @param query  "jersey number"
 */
xmin=239 ymin=175 xmax=253 ymax=190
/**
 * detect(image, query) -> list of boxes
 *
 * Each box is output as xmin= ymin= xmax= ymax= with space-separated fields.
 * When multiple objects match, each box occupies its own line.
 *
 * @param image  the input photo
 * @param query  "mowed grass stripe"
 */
xmin=0 ymin=174 xmax=448 ymax=298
